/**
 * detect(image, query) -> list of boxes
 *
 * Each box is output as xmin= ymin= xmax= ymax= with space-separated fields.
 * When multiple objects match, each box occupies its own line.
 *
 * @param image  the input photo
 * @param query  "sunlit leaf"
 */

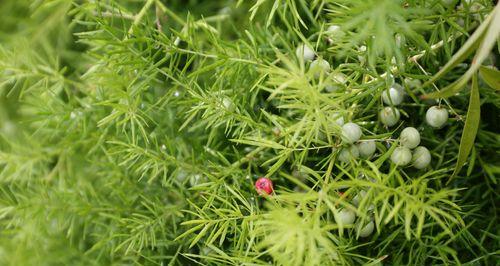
xmin=479 ymin=66 xmax=500 ymax=90
xmin=449 ymin=74 xmax=481 ymax=181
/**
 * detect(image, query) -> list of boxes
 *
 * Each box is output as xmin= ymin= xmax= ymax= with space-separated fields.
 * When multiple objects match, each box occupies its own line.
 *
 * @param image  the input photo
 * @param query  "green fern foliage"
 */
xmin=0 ymin=0 xmax=499 ymax=265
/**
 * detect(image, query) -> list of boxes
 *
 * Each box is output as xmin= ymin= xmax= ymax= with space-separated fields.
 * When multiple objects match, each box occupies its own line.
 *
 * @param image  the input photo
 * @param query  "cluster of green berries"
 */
xmin=389 ymin=105 xmax=448 ymax=168
xmin=335 ymin=197 xmax=375 ymax=237
xmin=295 ymin=34 xmax=450 ymax=169
xmin=252 ymin=27 xmax=454 ymax=239
xmin=391 ymin=127 xmax=430 ymax=169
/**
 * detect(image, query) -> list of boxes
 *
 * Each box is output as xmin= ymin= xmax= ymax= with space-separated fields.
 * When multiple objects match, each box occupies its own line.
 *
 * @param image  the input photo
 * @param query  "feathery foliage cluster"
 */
xmin=0 ymin=0 xmax=499 ymax=265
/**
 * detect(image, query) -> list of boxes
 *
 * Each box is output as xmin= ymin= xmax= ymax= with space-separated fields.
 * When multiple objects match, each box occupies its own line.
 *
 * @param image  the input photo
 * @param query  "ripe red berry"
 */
xmin=255 ymin=177 xmax=273 ymax=195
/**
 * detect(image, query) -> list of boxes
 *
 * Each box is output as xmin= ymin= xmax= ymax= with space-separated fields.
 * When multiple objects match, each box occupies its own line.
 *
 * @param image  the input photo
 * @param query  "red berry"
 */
xmin=255 ymin=177 xmax=273 ymax=195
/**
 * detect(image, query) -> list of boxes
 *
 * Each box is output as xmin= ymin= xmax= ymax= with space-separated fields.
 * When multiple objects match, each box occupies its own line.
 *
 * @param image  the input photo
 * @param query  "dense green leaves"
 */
xmin=423 ymin=1 xmax=500 ymax=99
xmin=0 ymin=0 xmax=498 ymax=265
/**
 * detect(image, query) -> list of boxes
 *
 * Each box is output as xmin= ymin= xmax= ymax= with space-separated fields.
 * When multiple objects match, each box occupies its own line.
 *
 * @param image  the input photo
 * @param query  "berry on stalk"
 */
xmin=358 ymin=220 xmax=375 ymax=237
xmin=326 ymin=25 xmax=345 ymax=39
xmin=425 ymin=106 xmax=448 ymax=128
xmin=335 ymin=209 xmax=356 ymax=225
xmin=357 ymin=140 xmax=376 ymax=158
xmin=339 ymin=145 xmax=360 ymax=163
xmin=255 ymin=177 xmax=273 ymax=195
xmin=325 ymin=72 xmax=348 ymax=92
xmin=391 ymin=147 xmax=412 ymax=166
xmin=381 ymin=84 xmax=404 ymax=105
xmin=341 ymin=122 xmax=362 ymax=143
xmin=331 ymin=112 xmax=345 ymax=126
xmin=399 ymin=127 xmax=420 ymax=149
xmin=296 ymin=43 xmax=315 ymax=61
xmin=309 ymin=58 xmax=330 ymax=78
xmin=379 ymin=107 xmax=400 ymax=127
xmin=412 ymin=146 xmax=431 ymax=169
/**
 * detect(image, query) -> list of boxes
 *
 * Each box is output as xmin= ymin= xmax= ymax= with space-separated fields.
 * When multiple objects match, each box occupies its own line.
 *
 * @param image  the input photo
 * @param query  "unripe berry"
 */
xmin=310 ymin=58 xmax=330 ymax=78
xmin=381 ymin=85 xmax=404 ymax=105
xmin=327 ymin=25 xmax=341 ymax=33
xmin=255 ymin=177 xmax=273 ymax=195
xmin=399 ymin=127 xmax=420 ymax=149
xmin=412 ymin=146 xmax=431 ymax=169
xmin=426 ymin=106 xmax=448 ymax=128
xmin=379 ymin=107 xmax=400 ymax=127
xmin=339 ymin=145 xmax=360 ymax=163
xmin=352 ymin=190 xmax=366 ymax=207
xmin=331 ymin=112 xmax=345 ymax=126
xmin=335 ymin=209 xmax=356 ymax=225
xmin=296 ymin=44 xmax=315 ymax=61
xmin=326 ymin=25 xmax=345 ymax=39
xmin=358 ymin=220 xmax=375 ymax=237
xmin=391 ymin=147 xmax=412 ymax=166
xmin=404 ymin=78 xmax=422 ymax=89
xmin=325 ymin=72 xmax=347 ymax=92
xmin=175 ymin=170 xmax=188 ymax=182
xmin=341 ymin=122 xmax=362 ymax=143
xmin=357 ymin=140 xmax=376 ymax=158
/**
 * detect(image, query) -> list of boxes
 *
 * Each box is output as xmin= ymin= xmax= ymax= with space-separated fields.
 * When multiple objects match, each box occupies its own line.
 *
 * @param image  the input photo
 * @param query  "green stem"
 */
xmin=127 ymin=0 xmax=156 ymax=36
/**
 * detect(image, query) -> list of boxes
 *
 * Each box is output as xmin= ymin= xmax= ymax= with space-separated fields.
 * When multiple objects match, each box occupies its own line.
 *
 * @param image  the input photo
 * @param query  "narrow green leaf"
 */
xmin=449 ymin=74 xmax=481 ymax=182
xmin=423 ymin=75 xmax=469 ymax=99
xmin=479 ymin=66 xmax=500 ymax=90
xmin=422 ymin=3 xmax=500 ymax=99
xmin=416 ymin=209 xmax=425 ymax=239
xmin=266 ymin=0 xmax=280 ymax=28
xmin=189 ymin=222 xmax=212 ymax=248
xmin=422 ymin=6 xmax=494 ymax=88
xmin=404 ymin=209 xmax=412 ymax=240
xmin=374 ymin=141 xmax=397 ymax=168
xmin=174 ymin=223 xmax=205 ymax=242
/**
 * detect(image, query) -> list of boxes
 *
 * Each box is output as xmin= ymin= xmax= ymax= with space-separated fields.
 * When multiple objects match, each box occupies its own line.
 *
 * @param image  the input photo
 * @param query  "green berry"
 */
xmin=399 ymin=127 xmax=420 ymax=149
xmin=381 ymin=84 xmax=404 ymax=105
xmin=391 ymin=147 xmax=412 ymax=166
xmin=342 ymin=122 xmax=362 ymax=143
xmin=325 ymin=72 xmax=347 ymax=92
xmin=426 ymin=106 xmax=448 ymax=128
xmin=296 ymin=43 xmax=315 ymax=61
xmin=404 ymin=78 xmax=422 ymax=89
xmin=327 ymin=25 xmax=341 ymax=32
xmin=379 ymin=107 xmax=400 ymax=127
xmin=335 ymin=209 xmax=356 ymax=225
xmin=352 ymin=190 xmax=366 ymax=207
xmin=339 ymin=145 xmax=360 ymax=163
xmin=412 ymin=146 xmax=431 ymax=169
xmin=331 ymin=112 xmax=345 ymax=126
xmin=326 ymin=25 xmax=345 ymax=38
xmin=358 ymin=220 xmax=375 ymax=237
xmin=357 ymin=140 xmax=376 ymax=158
xmin=310 ymin=58 xmax=330 ymax=78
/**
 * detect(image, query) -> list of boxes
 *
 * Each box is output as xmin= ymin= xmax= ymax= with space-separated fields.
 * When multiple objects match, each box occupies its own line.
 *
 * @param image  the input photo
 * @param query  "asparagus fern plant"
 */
xmin=0 ymin=0 xmax=499 ymax=265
